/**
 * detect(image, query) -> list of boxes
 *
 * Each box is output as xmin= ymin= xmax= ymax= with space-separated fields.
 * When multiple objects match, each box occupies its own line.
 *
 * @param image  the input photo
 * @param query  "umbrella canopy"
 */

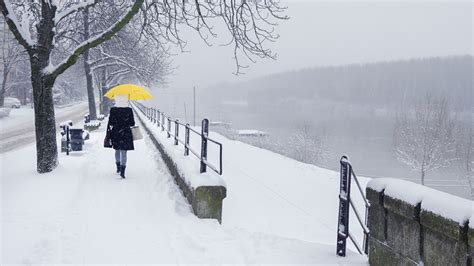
xmin=104 ymin=84 xmax=153 ymax=100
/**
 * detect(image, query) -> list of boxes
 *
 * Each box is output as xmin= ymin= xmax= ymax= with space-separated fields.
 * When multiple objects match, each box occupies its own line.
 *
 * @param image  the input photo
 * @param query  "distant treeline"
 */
xmin=203 ymin=56 xmax=473 ymax=112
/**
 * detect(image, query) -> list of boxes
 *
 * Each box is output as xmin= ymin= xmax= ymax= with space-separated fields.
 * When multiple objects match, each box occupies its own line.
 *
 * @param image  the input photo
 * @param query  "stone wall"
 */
xmin=366 ymin=184 xmax=472 ymax=266
xmin=135 ymin=109 xmax=227 ymax=223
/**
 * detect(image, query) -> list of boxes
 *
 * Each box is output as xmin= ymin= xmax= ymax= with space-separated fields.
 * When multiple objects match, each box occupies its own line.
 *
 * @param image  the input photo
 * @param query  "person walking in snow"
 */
xmin=105 ymin=95 xmax=135 ymax=178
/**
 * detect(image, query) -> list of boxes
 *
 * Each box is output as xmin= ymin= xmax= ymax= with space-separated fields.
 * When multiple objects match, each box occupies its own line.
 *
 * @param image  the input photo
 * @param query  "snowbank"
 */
xmin=368 ymin=178 xmax=473 ymax=225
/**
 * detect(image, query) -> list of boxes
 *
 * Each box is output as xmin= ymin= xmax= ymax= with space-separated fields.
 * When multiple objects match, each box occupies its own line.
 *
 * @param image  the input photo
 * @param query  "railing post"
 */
xmin=161 ymin=113 xmax=165 ymax=131
xmin=174 ymin=120 xmax=179 ymax=145
xmin=66 ymin=126 xmax=70 ymax=156
xmin=157 ymin=109 xmax=160 ymax=127
xmin=167 ymin=117 xmax=171 ymax=138
xmin=200 ymin=118 xmax=209 ymax=173
xmin=336 ymin=155 xmax=352 ymax=257
xmin=184 ymin=124 xmax=190 ymax=156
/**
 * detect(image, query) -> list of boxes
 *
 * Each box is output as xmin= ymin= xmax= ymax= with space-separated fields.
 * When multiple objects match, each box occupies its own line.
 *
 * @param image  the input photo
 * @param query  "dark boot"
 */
xmin=116 ymin=162 xmax=120 ymax=173
xmin=120 ymin=165 xmax=126 ymax=178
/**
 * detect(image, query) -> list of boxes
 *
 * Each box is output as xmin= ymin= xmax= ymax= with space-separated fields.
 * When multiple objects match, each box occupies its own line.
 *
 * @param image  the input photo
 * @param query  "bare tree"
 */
xmin=1 ymin=0 xmax=286 ymax=173
xmin=1 ymin=0 xmax=146 ymax=173
xmin=136 ymin=1 xmax=287 ymax=74
xmin=393 ymin=96 xmax=457 ymax=185
xmin=89 ymin=17 xmax=172 ymax=96
xmin=287 ymin=124 xmax=329 ymax=165
xmin=0 ymin=16 xmax=26 ymax=107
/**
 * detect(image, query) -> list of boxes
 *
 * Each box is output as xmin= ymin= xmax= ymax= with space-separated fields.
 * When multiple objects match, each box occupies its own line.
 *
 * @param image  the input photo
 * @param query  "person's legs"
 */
xmin=119 ymin=150 xmax=127 ymax=178
xmin=115 ymin=149 xmax=120 ymax=162
xmin=120 ymin=150 xmax=127 ymax=166
xmin=114 ymin=150 xmax=120 ymax=173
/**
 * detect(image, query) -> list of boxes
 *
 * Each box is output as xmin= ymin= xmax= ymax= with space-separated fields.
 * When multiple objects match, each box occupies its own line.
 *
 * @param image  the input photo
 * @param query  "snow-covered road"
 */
xmin=0 ymin=103 xmax=88 ymax=153
xmin=1 ymin=117 xmax=367 ymax=264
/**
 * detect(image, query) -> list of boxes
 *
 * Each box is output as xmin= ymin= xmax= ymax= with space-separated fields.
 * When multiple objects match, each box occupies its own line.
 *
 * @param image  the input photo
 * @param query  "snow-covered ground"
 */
xmin=136 ymin=108 xmax=370 ymax=249
xmin=1 ymin=110 xmax=368 ymax=264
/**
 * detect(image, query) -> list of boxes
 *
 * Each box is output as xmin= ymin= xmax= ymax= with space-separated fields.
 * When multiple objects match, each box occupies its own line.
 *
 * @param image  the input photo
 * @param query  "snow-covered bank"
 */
xmin=1 ymin=116 xmax=367 ymax=264
xmin=135 ymin=106 xmax=370 ymax=253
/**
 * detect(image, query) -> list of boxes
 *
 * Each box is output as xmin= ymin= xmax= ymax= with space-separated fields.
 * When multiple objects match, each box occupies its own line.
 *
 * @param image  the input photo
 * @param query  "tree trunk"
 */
xmin=30 ymin=60 xmax=58 ymax=173
xmin=421 ymin=170 xmax=425 ymax=186
xmin=83 ymin=7 xmax=97 ymax=120
xmin=29 ymin=1 xmax=58 ymax=173
xmin=0 ymin=69 xmax=7 ymax=107
xmin=84 ymin=50 xmax=97 ymax=120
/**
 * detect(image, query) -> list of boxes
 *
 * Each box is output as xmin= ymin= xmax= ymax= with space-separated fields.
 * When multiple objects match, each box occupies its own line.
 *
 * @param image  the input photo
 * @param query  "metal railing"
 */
xmin=336 ymin=155 xmax=370 ymax=256
xmin=133 ymin=102 xmax=223 ymax=175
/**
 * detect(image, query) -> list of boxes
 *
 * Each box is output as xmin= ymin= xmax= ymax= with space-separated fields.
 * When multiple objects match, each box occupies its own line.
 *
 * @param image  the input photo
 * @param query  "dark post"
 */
xmin=66 ymin=126 xmax=70 ymax=156
xmin=200 ymin=118 xmax=209 ymax=173
xmin=336 ymin=155 xmax=352 ymax=257
xmin=157 ymin=109 xmax=160 ymax=127
xmin=184 ymin=123 xmax=190 ymax=156
xmin=161 ymin=113 xmax=165 ymax=131
xmin=167 ymin=118 xmax=171 ymax=138
xmin=174 ymin=120 xmax=179 ymax=145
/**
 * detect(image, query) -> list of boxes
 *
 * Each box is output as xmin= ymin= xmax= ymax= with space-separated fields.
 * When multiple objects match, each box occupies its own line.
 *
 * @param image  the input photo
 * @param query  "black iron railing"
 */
xmin=133 ymin=102 xmax=223 ymax=175
xmin=336 ymin=155 xmax=370 ymax=256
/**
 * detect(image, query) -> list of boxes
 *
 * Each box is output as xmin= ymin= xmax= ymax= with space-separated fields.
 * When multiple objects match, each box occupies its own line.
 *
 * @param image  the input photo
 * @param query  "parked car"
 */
xmin=4 ymin=97 xmax=21 ymax=108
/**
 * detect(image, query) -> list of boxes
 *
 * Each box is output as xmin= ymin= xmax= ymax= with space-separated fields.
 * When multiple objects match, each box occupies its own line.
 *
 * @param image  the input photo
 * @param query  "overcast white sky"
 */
xmin=163 ymin=1 xmax=473 ymax=90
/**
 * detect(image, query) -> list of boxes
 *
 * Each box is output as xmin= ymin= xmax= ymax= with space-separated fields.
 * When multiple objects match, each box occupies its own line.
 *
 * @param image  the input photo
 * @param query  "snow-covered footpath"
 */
xmin=1 ymin=114 xmax=367 ymax=264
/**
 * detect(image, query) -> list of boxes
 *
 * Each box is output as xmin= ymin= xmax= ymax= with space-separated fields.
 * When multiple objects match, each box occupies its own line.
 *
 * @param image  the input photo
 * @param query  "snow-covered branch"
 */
xmin=45 ymin=0 xmax=145 ymax=78
xmin=0 ymin=0 xmax=34 ymax=50
xmin=55 ymin=0 xmax=97 ymax=25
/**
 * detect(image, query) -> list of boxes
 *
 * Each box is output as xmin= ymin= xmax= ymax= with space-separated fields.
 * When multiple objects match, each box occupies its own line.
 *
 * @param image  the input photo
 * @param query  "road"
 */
xmin=0 ymin=103 xmax=89 ymax=153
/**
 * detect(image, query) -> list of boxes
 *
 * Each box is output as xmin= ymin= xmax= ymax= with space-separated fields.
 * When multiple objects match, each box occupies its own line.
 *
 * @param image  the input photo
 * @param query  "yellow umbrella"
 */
xmin=104 ymin=84 xmax=153 ymax=100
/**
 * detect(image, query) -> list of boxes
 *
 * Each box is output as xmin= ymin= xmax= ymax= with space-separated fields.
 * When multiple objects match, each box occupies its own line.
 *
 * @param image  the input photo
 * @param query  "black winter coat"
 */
xmin=106 ymin=107 xmax=135 ymax=150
